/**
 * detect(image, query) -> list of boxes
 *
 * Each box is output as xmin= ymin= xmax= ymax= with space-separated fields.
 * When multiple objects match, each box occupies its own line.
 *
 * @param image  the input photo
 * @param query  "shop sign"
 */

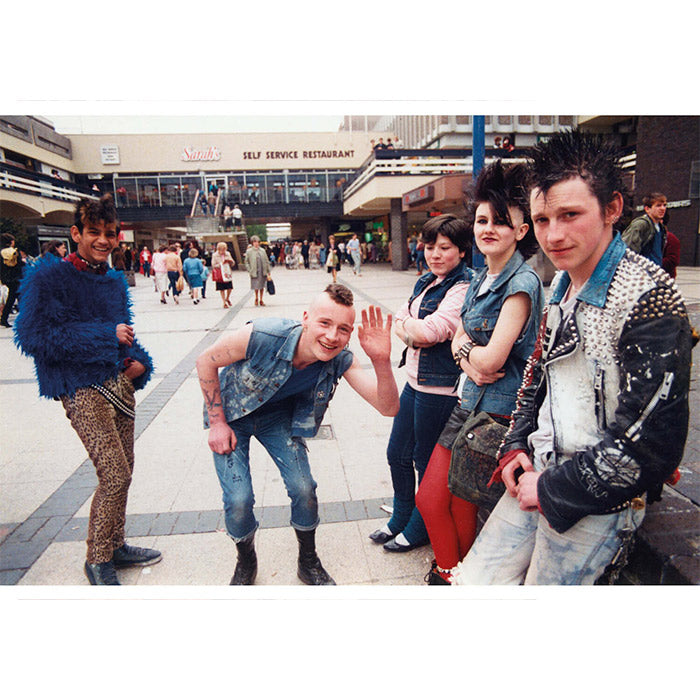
xmin=181 ymin=146 xmax=222 ymax=162
xmin=100 ymin=144 xmax=120 ymax=165
xmin=243 ymin=149 xmax=355 ymax=161
xmin=403 ymin=185 xmax=434 ymax=207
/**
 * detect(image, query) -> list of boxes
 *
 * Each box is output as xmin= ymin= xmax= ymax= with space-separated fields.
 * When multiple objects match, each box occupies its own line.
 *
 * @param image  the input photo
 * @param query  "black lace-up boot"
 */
xmin=230 ymin=532 xmax=258 ymax=585
xmin=294 ymin=528 xmax=336 ymax=585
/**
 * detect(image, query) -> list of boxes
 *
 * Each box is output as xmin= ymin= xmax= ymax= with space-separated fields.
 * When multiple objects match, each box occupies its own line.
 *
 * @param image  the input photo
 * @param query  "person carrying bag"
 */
xmin=447 ymin=386 xmax=508 ymax=509
xmin=415 ymin=161 xmax=544 ymax=585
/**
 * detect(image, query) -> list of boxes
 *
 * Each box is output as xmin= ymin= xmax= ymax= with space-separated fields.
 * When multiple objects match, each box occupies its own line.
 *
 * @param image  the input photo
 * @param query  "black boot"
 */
xmin=295 ymin=528 xmax=336 ymax=585
xmin=230 ymin=532 xmax=257 ymax=585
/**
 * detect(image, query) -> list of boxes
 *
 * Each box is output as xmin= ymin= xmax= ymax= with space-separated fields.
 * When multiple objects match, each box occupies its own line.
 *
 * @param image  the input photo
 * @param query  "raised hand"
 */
xmin=357 ymin=305 xmax=392 ymax=363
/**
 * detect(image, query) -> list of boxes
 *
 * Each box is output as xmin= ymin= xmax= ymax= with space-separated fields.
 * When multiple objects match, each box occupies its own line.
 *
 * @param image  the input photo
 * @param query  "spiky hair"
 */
xmin=73 ymin=195 xmax=118 ymax=232
xmin=528 ymin=129 xmax=626 ymax=213
xmin=465 ymin=160 xmax=538 ymax=259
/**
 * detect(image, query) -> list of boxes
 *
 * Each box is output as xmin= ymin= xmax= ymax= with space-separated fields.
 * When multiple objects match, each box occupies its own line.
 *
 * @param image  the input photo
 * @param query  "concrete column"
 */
xmin=389 ymin=197 xmax=408 ymax=270
xmin=318 ymin=218 xmax=331 ymax=246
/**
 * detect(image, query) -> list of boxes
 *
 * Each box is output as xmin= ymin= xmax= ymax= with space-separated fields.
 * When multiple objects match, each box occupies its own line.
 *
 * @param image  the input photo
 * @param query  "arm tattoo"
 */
xmin=202 ymin=387 xmax=223 ymax=413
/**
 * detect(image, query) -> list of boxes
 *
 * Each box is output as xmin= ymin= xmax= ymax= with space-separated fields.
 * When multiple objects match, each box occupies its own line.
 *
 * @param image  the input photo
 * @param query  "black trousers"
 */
xmin=1 ymin=281 xmax=19 ymax=324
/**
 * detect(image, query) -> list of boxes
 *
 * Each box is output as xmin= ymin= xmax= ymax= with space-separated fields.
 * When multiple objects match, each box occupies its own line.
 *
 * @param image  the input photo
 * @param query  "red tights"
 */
xmin=416 ymin=444 xmax=478 ymax=571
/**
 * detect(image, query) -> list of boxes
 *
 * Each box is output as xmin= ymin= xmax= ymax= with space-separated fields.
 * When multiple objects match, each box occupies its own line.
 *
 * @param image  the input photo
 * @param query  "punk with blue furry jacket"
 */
xmin=14 ymin=255 xmax=153 ymax=398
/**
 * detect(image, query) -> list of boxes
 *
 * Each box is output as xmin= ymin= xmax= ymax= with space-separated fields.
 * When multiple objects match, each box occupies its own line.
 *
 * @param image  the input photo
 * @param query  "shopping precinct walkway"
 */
xmin=1 ymin=263 xmax=698 ymax=586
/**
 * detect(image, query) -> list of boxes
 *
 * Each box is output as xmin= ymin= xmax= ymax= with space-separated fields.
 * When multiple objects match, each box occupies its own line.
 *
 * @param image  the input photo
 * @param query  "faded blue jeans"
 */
xmin=212 ymin=401 xmax=319 ymax=542
xmin=451 ymin=491 xmax=645 ymax=585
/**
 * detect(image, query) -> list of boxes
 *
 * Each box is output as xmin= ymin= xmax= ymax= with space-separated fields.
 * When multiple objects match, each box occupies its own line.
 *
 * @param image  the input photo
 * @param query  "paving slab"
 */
xmin=1 ymin=264 xmax=698 ymax=587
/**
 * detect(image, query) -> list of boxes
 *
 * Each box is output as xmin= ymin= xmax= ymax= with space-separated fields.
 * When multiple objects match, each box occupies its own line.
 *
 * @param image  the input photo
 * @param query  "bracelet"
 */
xmin=399 ymin=318 xmax=414 ymax=348
xmin=453 ymin=338 xmax=475 ymax=366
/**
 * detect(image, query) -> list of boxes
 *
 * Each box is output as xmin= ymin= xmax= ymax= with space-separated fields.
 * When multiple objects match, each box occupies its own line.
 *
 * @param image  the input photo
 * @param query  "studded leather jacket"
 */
xmin=499 ymin=234 xmax=692 ymax=533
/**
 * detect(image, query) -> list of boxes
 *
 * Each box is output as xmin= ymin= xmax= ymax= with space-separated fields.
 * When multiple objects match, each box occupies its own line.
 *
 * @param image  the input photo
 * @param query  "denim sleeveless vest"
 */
xmin=204 ymin=317 xmax=353 ymax=437
xmin=401 ymin=260 xmax=472 ymax=387
xmin=460 ymin=250 xmax=543 ymax=415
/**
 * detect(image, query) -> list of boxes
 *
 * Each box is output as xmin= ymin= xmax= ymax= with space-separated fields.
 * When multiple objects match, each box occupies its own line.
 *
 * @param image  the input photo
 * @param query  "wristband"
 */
xmin=454 ymin=338 xmax=475 ymax=365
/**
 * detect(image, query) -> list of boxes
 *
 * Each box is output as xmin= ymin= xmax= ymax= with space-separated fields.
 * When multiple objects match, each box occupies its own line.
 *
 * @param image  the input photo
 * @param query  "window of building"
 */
xmin=137 ymin=177 xmax=159 ymax=207
xmin=690 ymin=160 xmax=700 ymax=199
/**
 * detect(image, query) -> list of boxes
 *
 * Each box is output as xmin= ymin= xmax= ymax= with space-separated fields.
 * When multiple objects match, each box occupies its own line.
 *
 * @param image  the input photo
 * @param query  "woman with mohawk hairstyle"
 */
xmin=452 ymin=129 xmax=693 ymax=585
xmin=415 ymin=160 xmax=544 ymax=584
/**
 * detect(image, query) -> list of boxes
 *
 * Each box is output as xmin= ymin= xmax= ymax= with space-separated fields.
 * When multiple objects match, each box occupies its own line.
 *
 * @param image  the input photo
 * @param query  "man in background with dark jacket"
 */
xmin=622 ymin=192 xmax=667 ymax=266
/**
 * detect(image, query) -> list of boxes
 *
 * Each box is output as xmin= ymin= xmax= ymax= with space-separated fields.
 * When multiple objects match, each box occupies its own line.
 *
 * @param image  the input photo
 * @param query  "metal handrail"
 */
xmin=190 ymin=189 xmax=201 ymax=217
xmin=343 ymin=152 xmax=531 ymax=201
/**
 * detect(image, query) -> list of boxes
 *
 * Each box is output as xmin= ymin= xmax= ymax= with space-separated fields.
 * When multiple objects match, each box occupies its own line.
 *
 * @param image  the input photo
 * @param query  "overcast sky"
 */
xmin=46 ymin=114 xmax=346 ymax=135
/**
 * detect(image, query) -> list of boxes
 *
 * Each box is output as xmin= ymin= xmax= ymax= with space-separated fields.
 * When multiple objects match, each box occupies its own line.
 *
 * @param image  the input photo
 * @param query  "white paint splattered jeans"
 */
xmin=451 ymin=491 xmax=645 ymax=585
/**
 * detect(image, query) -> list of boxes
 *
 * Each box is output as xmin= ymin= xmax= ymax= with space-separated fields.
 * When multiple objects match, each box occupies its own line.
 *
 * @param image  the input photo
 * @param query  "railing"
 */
xmin=342 ymin=148 xmax=531 ymax=201
xmin=0 ymin=164 xmax=96 ymax=203
xmin=189 ymin=189 xmax=201 ymax=218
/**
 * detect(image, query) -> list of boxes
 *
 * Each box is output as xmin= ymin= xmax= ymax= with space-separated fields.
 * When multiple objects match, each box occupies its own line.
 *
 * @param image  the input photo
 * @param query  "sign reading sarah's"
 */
xmin=181 ymin=146 xmax=221 ymax=162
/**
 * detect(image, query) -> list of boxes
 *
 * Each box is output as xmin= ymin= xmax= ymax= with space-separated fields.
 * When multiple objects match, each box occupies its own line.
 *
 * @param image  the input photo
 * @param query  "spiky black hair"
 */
xmin=73 ymin=194 xmax=118 ymax=232
xmin=528 ymin=129 xmax=626 ymax=213
xmin=465 ymin=160 xmax=538 ymax=259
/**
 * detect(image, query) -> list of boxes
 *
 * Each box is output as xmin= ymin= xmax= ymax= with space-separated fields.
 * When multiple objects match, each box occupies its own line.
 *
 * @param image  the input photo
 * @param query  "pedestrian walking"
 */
xmin=244 ymin=236 xmax=271 ymax=306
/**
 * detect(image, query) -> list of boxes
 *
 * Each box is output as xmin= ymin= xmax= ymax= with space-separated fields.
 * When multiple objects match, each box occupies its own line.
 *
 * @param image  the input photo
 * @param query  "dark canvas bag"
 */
xmin=447 ymin=387 xmax=508 ymax=510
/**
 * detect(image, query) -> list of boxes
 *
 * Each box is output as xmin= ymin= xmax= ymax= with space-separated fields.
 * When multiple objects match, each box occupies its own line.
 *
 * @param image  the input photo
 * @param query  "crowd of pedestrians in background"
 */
xmin=4 ymin=130 xmax=697 ymax=589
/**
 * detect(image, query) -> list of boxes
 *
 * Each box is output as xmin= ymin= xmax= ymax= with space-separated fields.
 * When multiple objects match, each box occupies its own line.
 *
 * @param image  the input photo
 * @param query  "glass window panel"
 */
xmin=179 ymin=176 xmax=201 ymax=207
xmin=225 ymin=175 xmax=244 ymax=206
xmin=243 ymin=174 xmax=265 ymax=205
xmin=159 ymin=176 xmax=181 ymax=205
xmin=114 ymin=177 xmax=137 ymax=206
xmin=287 ymin=172 xmax=308 ymax=202
xmin=307 ymin=173 xmax=322 ymax=202
xmin=137 ymin=177 xmax=159 ymax=207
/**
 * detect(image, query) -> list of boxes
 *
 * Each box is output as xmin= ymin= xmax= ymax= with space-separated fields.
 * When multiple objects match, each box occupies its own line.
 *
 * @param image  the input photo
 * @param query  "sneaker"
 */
xmin=85 ymin=560 xmax=120 ymax=585
xmin=112 ymin=543 xmax=162 ymax=568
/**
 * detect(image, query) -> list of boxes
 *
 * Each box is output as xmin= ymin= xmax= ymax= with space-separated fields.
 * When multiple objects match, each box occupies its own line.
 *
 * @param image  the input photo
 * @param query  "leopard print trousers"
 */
xmin=61 ymin=373 xmax=135 ymax=564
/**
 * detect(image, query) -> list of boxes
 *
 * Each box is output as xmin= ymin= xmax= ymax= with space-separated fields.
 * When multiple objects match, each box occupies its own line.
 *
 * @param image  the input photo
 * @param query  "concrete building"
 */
xmin=2 ymin=114 xmax=697 ymax=270
xmin=579 ymin=115 xmax=700 ymax=266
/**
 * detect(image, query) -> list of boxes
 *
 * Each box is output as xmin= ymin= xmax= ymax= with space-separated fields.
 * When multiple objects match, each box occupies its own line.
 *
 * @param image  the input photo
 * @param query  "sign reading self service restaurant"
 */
xmin=180 ymin=146 xmax=356 ymax=163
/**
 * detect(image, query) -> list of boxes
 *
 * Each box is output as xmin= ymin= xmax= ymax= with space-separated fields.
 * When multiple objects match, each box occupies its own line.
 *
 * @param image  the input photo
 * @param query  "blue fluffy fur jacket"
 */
xmin=14 ymin=255 xmax=154 ymax=398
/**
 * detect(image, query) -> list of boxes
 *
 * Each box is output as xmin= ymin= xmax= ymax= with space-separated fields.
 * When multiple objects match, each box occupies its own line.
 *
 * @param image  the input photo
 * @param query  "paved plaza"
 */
xmin=1 ymin=262 xmax=699 ymax=588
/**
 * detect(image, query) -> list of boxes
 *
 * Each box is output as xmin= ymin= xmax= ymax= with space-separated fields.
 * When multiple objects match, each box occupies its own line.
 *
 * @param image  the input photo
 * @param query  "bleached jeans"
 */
xmin=451 ymin=491 xmax=645 ymax=585
xmin=213 ymin=401 xmax=319 ymax=542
